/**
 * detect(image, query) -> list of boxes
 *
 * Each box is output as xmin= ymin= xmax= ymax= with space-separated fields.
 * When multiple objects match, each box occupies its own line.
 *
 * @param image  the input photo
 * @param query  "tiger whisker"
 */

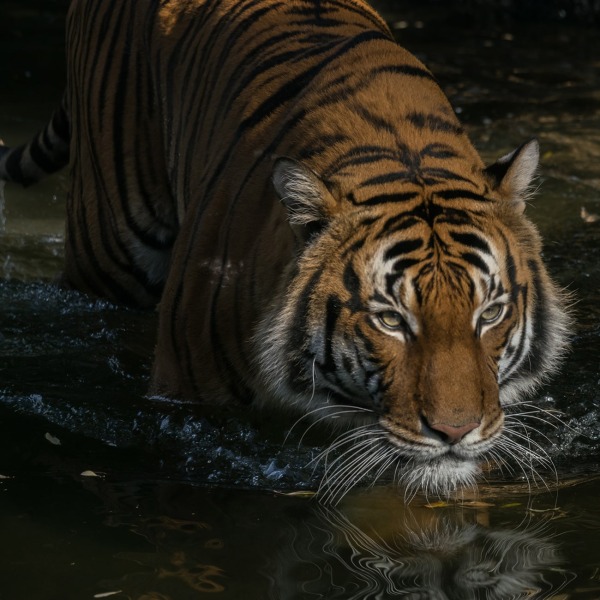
xmin=319 ymin=437 xmax=390 ymax=504
xmin=315 ymin=429 xmax=387 ymax=487
xmin=318 ymin=432 xmax=384 ymax=476
xmin=505 ymin=401 xmax=571 ymax=424
xmin=505 ymin=403 xmax=583 ymax=436
xmin=502 ymin=424 xmax=556 ymax=465
xmin=308 ymin=424 xmax=381 ymax=466
xmin=486 ymin=448 xmax=516 ymax=478
xmin=370 ymin=447 xmax=399 ymax=485
xmin=284 ymin=401 xmax=374 ymax=446
xmin=319 ymin=444 xmax=374 ymax=503
xmin=499 ymin=434 xmax=553 ymax=472
xmin=496 ymin=433 xmax=557 ymax=492
xmin=295 ymin=407 xmax=375 ymax=447
xmin=494 ymin=439 xmax=535 ymax=494
xmin=504 ymin=412 xmax=561 ymax=428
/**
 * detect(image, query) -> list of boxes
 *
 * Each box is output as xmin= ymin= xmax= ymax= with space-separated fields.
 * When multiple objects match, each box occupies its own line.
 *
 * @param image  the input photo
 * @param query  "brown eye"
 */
xmin=480 ymin=304 xmax=503 ymax=323
xmin=378 ymin=311 xmax=404 ymax=330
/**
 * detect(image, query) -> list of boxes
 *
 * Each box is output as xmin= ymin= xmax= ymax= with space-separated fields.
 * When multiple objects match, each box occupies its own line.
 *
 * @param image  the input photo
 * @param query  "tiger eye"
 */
xmin=378 ymin=311 xmax=404 ymax=330
xmin=480 ymin=304 xmax=503 ymax=323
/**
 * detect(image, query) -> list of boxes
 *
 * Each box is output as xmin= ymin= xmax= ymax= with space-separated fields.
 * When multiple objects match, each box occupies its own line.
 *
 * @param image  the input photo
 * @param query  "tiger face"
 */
xmin=258 ymin=139 xmax=569 ymax=500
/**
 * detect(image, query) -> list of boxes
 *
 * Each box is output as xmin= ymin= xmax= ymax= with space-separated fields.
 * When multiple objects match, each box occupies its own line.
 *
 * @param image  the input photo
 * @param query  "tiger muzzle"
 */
xmin=416 ymin=336 xmax=500 ymax=447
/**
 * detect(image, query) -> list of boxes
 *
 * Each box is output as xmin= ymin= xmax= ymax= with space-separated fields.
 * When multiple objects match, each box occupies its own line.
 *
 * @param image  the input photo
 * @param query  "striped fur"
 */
xmin=0 ymin=0 xmax=570 ymax=498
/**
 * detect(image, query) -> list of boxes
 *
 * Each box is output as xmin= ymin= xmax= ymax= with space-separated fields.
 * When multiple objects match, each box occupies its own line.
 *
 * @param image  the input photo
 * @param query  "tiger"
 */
xmin=0 ymin=0 xmax=570 ymax=500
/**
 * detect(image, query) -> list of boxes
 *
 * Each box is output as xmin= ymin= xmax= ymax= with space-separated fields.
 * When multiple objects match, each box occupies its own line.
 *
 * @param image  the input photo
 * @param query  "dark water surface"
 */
xmin=0 ymin=1 xmax=599 ymax=598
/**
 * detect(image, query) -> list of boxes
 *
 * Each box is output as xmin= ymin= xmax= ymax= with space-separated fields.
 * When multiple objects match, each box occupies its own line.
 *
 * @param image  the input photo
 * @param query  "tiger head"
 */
xmin=257 ymin=139 xmax=570 ymax=501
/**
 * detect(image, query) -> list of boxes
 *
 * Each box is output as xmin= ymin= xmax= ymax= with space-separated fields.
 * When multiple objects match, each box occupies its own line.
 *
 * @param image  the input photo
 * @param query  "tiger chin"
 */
xmin=0 ymin=0 xmax=570 ymax=501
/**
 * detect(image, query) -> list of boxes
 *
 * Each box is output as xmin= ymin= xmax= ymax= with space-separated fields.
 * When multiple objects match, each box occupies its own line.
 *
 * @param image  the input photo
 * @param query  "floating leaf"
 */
xmin=460 ymin=500 xmax=495 ymax=508
xmin=80 ymin=470 xmax=102 ymax=478
xmin=276 ymin=490 xmax=317 ymax=498
xmin=44 ymin=432 xmax=61 ymax=446
xmin=424 ymin=501 xmax=449 ymax=509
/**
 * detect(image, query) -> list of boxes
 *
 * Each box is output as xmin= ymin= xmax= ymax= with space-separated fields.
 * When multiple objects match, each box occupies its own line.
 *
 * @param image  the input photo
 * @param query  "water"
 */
xmin=0 ymin=1 xmax=599 ymax=598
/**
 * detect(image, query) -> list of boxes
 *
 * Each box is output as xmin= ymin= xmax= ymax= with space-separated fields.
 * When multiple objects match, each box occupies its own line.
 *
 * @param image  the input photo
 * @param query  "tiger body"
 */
xmin=0 ymin=0 xmax=569 ymax=497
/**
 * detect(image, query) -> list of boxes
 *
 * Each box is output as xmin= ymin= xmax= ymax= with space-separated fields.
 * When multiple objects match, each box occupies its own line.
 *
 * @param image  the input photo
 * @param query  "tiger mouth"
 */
xmin=379 ymin=419 xmax=495 ymax=463
xmin=376 ymin=422 xmax=495 ymax=495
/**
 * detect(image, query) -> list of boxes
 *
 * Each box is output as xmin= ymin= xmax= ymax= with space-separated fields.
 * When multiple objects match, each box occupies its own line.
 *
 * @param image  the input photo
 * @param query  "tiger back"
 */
xmin=0 ymin=0 xmax=570 ymax=498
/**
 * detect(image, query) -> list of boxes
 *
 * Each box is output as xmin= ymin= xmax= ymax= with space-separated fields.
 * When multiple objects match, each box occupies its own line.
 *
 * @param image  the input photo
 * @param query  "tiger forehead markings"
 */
xmin=0 ymin=0 xmax=570 ymax=500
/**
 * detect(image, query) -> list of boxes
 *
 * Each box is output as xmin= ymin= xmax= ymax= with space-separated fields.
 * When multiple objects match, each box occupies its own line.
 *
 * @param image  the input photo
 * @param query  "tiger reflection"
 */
xmin=87 ymin=478 xmax=570 ymax=599
xmin=266 ymin=503 xmax=570 ymax=600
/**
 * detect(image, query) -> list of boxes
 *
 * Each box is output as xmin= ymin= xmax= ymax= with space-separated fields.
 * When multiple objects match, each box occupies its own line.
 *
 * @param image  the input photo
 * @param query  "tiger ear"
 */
xmin=484 ymin=138 xmax=539 ymax=214
xmin=272 ymin=157 xmax=340 ymax=241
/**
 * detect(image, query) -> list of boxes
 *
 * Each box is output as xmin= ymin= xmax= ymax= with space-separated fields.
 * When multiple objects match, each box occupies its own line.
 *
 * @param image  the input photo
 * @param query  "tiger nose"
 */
xmin=424 ymin=419 xmax=480 ymax=445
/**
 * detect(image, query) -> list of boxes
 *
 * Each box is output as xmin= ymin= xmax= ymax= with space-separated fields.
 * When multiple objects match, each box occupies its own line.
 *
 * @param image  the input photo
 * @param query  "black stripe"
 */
xmin=524 ymin=260 xmax=548 ymax=377
xmin=342 ymin=237 xmax=366 ymax=257
xmin=384 ymin=239 xmax=423 ymax=261
xmin=502 ymin=285 xmax=529 ymax=379
xmin=371 ymin=291 xmax=389 ymax=305
xmin=29 ymin=138 xmax=61 ymax=174
xmin=378 ymin=215 xmax=420 ymax=238
xmin=359 ymin=216 xmax=381 ymax=227
xmin=323 ymin=294 xmax=342 ymax=372
xmin=406 ymin=111 xmax=463 ymax=135
xmin=449 ymin=231 xmax=493 ymax=256
xmin=385 ymin=272 xmax=401 ymax=298
xmin=393 ymin=258 xmax=421 ymax=272
xmin=367 ymin=64 xmax=434 ymax=82
xmin=288 ymin=269 xmax=322 ymax=356
xmin=436 ymin=189 xmax=489 ymax=202
xmin=343 ymin=262 xmax=364 ymax=311
xmin=358 ymin=172 xmax=413 ymax=188
xmin=433 ymin=207 xmax=478 ymax=225
xmin=420 ymin=142 xmax=459 ymax=160
xmin=461 ymin=251 xmax=490 ymax=274
xmin=501 ymin=232 xmax=519 ymax=293
xmin=328 ymin=0 xmax=393 ymax=32
xmin=354 ymin=322 xmax=375 ymax=354
xmin=421 ymin=167 xmax=471 ymax=184
xmin=352 ymin=104 xmax=395 ymax=132
xmin=323 ymin=145 xmax=396 ymax=177
xmin=353 ymin=191 xmax=420 ymax=206
xmin=297 ymin=133 xmax=351 ymax=161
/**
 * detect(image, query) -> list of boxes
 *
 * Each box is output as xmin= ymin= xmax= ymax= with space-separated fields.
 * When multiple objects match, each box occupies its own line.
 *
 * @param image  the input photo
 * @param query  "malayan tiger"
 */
xmin=0 ymin=0 xmax=570 ymax=500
